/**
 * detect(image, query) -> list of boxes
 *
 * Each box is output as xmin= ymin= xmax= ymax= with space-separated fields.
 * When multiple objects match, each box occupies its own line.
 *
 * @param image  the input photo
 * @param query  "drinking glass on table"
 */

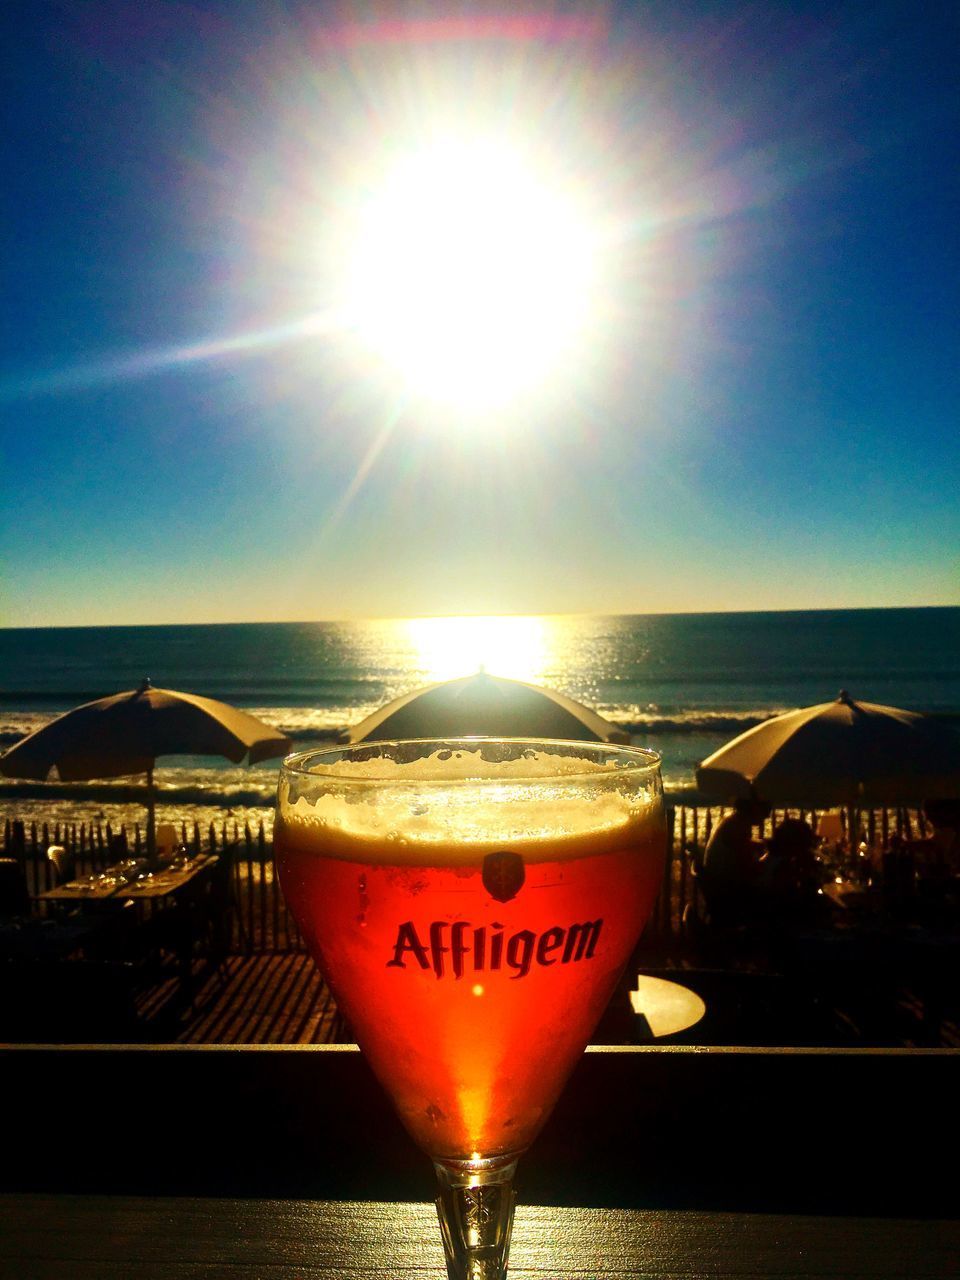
xmin=275 ymin=738 xmax=665 ymax=1279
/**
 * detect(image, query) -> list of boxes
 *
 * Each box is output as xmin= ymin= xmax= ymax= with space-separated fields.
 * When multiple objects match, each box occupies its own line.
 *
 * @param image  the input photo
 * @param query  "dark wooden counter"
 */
xmin=1 ymin=1043 xmax=957 ymax=1276
xmin=3 ymin=1044 xmax=957 ymax=1213
xmin=1 ymin=1195 xmax=957 ymax=1278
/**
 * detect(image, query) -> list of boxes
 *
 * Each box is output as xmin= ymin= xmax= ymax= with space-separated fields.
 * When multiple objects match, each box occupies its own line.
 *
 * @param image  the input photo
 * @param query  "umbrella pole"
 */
xmin=846 ymin=803 xmax=861 ymax=874
xmin=146 ymin=767 xmax=156 ymax=858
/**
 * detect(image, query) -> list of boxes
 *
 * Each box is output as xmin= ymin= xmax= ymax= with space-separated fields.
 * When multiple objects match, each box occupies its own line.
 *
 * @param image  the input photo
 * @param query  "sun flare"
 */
xmin=405 ymin=615 xmax=550 ymax=684
xmin=341 ymin=136 xmax=597 ymax=410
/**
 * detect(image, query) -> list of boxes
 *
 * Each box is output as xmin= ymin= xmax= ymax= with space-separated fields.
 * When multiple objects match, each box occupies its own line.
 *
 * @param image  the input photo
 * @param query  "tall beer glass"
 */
xmin=276 ymin=738 xmax=664 ymax=1279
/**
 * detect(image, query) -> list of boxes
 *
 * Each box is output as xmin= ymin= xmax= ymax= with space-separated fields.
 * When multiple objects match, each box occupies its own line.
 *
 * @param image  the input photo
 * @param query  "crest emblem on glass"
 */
xmin=276 ymin=738 xmax=665 ymax=1279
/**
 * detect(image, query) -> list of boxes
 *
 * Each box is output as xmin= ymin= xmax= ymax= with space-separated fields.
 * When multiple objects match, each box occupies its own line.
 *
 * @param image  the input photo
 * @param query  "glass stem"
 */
xmin=434 ymin=1154 xmax=518 ymax=1280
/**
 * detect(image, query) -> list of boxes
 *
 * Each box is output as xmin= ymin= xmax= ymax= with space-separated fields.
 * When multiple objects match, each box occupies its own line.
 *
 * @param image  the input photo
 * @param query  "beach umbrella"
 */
xmin=695 ymin=690 xmax=960 ymax=807
xmin=342 ymin=672 xmax=630 ymax=745
xmin=0 ymin=679 xmax=291 ymax=851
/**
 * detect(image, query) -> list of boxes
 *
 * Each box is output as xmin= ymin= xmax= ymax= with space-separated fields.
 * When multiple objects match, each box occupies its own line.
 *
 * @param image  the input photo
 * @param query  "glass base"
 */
xmin=434 ymin=1154 xmax=518 ymax=1280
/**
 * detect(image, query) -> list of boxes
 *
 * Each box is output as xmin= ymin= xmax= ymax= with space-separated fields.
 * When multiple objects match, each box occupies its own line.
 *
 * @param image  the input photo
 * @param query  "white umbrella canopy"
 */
xmin=695 ymin=691 xmax=960 ymax=807
xmin=0 ymin=679 xmax=292 ymax=850
xmin=342 ymin=672 xmax=629 ymax=745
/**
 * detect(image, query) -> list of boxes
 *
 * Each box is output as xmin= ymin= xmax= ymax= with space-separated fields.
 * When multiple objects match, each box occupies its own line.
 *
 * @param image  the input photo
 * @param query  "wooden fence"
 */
xmin=2 ymin=816 xmax=302 ymax=955
xmin=3 ymin=804 xmax=931 ymax=955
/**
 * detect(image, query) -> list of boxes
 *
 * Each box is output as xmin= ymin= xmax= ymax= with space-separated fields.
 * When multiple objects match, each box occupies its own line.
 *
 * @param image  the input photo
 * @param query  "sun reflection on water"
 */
xmin=404 ymin=616 xmax=552 ymax=685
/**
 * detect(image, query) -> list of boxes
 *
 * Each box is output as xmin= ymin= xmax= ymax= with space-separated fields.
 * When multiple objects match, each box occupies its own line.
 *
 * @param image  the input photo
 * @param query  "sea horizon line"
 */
xmin=2 ymin=602 xmax=958 ymax=633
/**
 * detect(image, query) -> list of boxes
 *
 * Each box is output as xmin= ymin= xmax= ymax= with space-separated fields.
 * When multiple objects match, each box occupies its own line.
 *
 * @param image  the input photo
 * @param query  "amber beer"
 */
xmin=275 ymin=741 xmax=665 ymax=1162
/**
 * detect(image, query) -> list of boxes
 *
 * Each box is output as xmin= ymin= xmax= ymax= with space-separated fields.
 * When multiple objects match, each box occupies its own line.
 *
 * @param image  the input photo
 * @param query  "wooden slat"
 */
xmin=271 ymin=831 xmax=281 ymax=949
xmin=172 ymin=953 xmax=338 ymax=1045
xmin=676 ymin=805 xmax=687 ymax=932
xmin=243 ymin=823 xmax=255 ymax=948
xmin=257 ymin=822 xmax=268 ymax=951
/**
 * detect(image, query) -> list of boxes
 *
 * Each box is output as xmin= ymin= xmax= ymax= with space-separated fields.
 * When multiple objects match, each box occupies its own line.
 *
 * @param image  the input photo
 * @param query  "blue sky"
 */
xmin=2 ymin=1 xmax=958 ymax=626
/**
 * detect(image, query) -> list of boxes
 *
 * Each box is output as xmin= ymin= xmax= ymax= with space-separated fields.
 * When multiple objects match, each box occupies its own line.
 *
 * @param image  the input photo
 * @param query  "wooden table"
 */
xmin=630 ymin=974 xmax=706 ymax=1039
xmin=0 ymin=1193 xmax=955 ymax=1278
xmin=36 ymin=874 xmax=128 ymax=904
xmin=117 ymin=856 xmax=220 ymax=996
xmin=36 ymin=855 xmax=217 ymax=905
xmin=32 ymin=856 xmax=219 ymax=1004
xmin=820 ymin=879 xmax=878 ymax=912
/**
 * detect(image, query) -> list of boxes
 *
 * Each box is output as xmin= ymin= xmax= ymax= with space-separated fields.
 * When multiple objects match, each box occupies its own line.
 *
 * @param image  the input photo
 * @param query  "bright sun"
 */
xmin=341 ymin=136 xmax=597 ymax=411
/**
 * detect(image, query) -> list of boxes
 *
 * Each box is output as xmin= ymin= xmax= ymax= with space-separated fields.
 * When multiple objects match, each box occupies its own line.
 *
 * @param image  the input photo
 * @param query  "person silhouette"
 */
xmin=701 ymin=796 xmax=770 ymax=926
xmin=913 ymin=799 xmax=960 ymax=883
xmin=758 ymin=817 xmax=827 ymax=926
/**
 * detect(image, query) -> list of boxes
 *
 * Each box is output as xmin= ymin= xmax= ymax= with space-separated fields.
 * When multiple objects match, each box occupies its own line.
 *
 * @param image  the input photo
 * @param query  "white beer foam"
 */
xmin=280 ymin=750 xmax=662 ymax=865
xmin=287 ymin=745 xmax=657 ymax=782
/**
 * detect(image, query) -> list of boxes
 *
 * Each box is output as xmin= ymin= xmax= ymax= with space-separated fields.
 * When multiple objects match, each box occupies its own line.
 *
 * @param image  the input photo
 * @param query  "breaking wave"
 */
xmin=0 ymin=779 xmax=280 ymax=807
xmin=610 ymin=711 xmax=785 ymax=735
xmin=0 ymin=705 xmax=784 ymax=749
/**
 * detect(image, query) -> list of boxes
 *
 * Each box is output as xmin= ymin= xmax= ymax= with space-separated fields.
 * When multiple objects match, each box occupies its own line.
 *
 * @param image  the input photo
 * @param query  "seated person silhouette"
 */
xmin=701 ymin=797 xmax=770 ymax=927
xmin=758 ymin=817 xmax=825 ymax=925
xmin=912 ymin=799 xmax=960 ymax=883
xmin=909 ymin=799 xmax=960 ymax=925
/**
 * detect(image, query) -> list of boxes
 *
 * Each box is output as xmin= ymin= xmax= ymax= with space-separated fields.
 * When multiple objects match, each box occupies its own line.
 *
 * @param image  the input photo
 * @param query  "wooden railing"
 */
xmin=3 ymin=805 xmax=931 ymax=954
xmin=2 ymin=816 xmax=302 ymax=955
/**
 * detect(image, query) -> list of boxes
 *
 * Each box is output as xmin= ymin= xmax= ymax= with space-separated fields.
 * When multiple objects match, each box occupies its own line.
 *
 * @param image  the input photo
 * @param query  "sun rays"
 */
xmin=0 ymin=311 xmax=339 ymax=403
xmin=0 ymin=7 xmax=833 ymax=557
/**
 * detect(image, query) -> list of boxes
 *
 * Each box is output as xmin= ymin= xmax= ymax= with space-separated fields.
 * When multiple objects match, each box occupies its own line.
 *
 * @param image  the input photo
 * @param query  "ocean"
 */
xmin=2 ymin=608 xmax=958 ymax=835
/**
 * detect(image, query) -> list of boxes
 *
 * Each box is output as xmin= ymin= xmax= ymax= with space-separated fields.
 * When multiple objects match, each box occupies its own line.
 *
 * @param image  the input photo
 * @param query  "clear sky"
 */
xmin=2 ymin=1 xmax=958 ymax=626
